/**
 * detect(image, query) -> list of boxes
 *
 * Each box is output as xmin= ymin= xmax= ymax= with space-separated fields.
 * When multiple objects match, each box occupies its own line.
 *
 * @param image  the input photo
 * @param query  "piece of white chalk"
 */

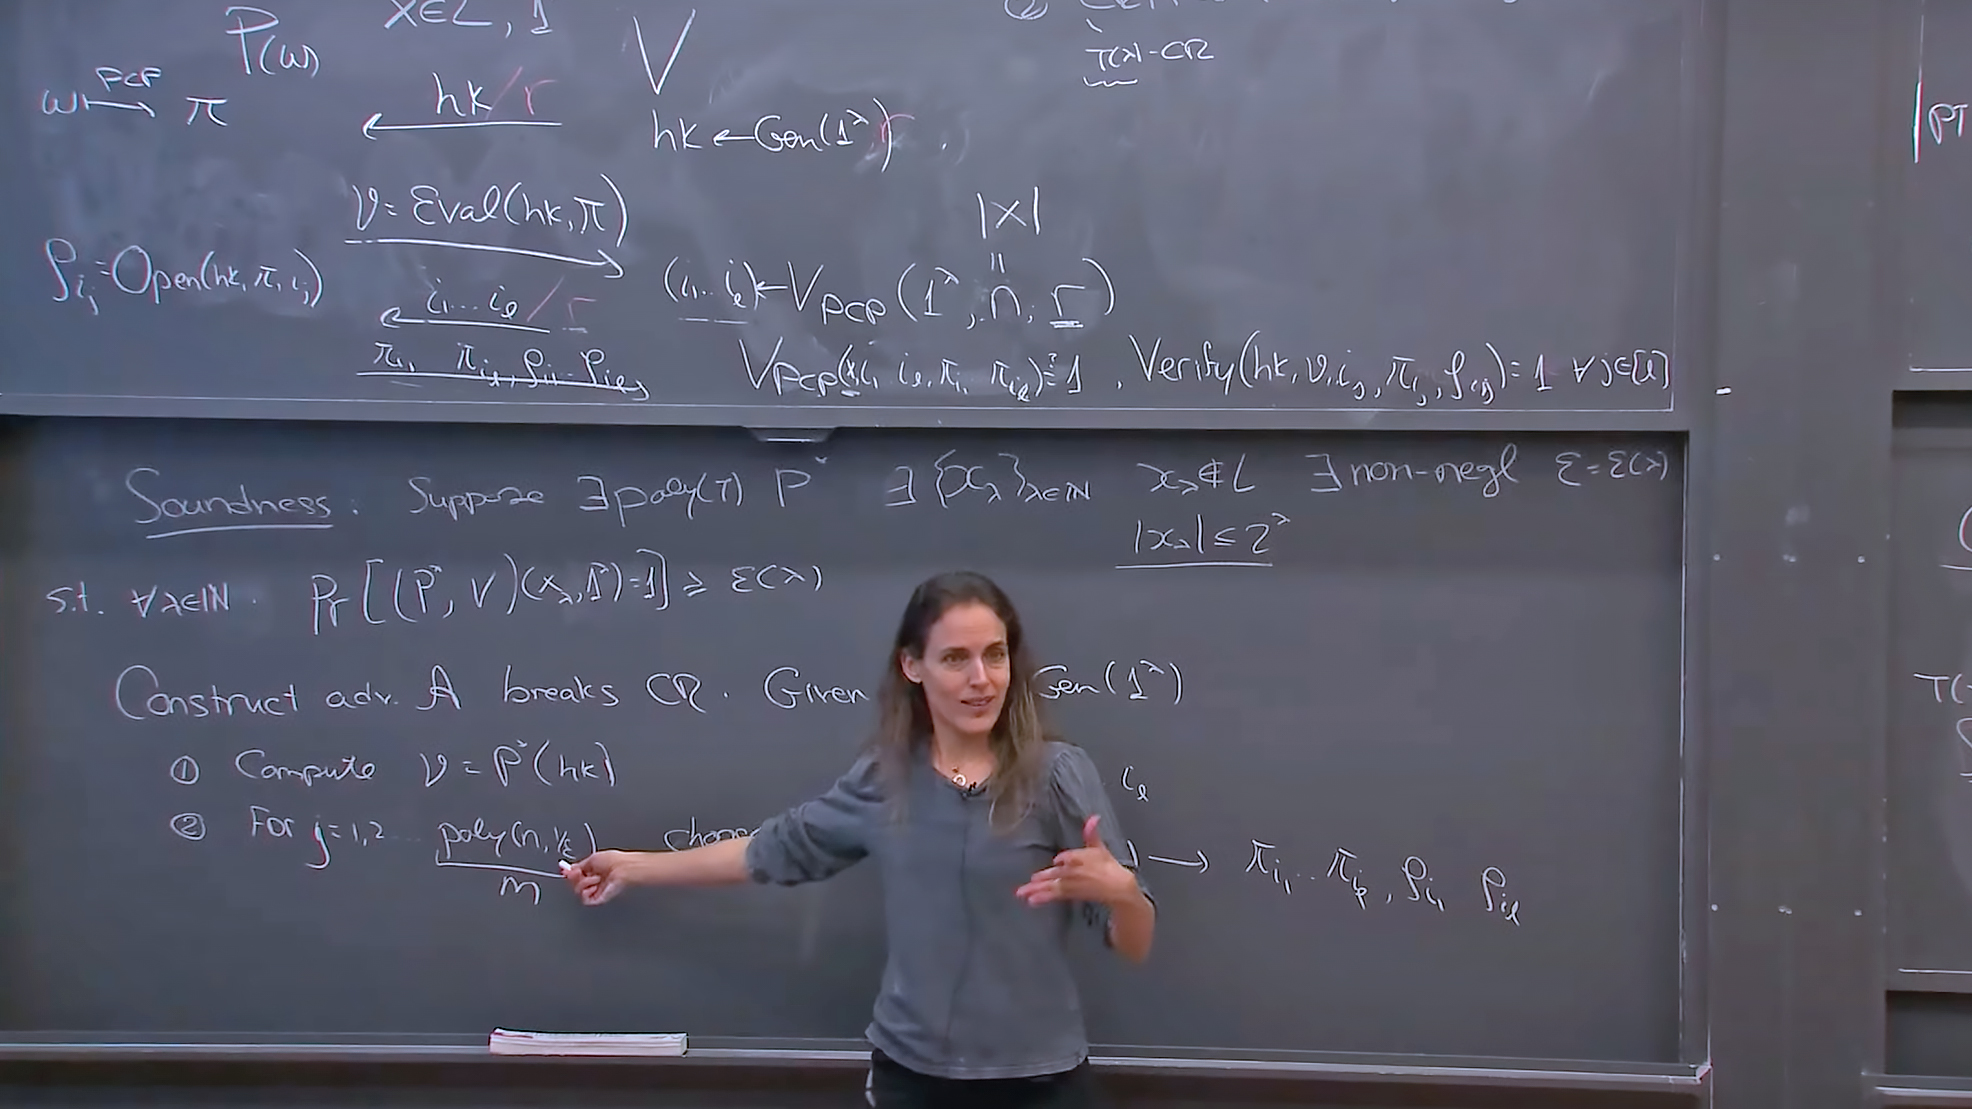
xmin=558 ymin=860 xmax=573 ymax=873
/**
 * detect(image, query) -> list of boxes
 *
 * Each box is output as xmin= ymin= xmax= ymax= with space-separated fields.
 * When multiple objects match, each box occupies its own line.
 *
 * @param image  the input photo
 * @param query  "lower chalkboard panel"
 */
xmin=0 ymin=418 xmax=1685 ymax=1061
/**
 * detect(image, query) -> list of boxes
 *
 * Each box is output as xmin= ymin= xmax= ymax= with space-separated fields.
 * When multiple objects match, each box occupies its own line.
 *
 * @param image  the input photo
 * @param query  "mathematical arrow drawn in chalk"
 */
xmin=379 ymin=306 xmax=551 ymax=334
xmin=1144 ymin=850 xmax=1208 ymax=873
xmin=362 ymin=112 xmax=560 ymax=139
xmin=346 ymin=238 xmax=622 ymax=278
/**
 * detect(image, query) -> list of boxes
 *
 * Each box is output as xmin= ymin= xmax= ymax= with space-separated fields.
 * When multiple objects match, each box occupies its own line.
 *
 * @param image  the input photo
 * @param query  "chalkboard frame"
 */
xmin=0 ymin=394 xmax=1697 ymax=433
xmin=0 ymin=1034 xmax=1712 ymax=1093
xmin=0 ymin=0 xmax=1955 ymax=1100
xmin=0 ymin=0 xmax=1738 ymax=1097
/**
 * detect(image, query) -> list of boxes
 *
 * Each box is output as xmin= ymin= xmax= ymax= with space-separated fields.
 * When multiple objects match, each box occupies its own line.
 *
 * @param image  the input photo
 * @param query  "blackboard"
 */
xmin=1910 ymin=2 xmax=1972 ymax=376
xmin=0 ymin=0 xmax=1690 ymax=424
xmin=1891 ymin=429 xmax=1972 ymax=984
xmin=0 ymin=417 xmax=1684 ymax=1062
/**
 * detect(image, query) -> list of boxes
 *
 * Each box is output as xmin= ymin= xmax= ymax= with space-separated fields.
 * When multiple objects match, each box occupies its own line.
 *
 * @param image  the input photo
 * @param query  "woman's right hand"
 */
xmin=562 ymin=850 xmax=635 ymax=905
xmin=560 ymin=838 xmax=753 ymax=900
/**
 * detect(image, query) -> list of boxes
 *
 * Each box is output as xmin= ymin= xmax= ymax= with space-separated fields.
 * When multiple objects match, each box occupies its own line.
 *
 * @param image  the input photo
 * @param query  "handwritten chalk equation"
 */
xmin=1309 ymin=445 xmax=1522 ymax=499
xmin=434 ymin=815 xmax=599 ymax=903
xmin=377 ymin=276 xmax=603 ymax=337
xmin=307 ymin=553 xmax=821 ymax=633
xmin=884 ymin=450 xmax=1092 ymax=508
xmin=1122 ymin=512 xmax=1288 ymax=570
xmin=382 ymin=0 xmax=554 ymax=37
xmin=1136 ymin=455 xmax=1259 ymax=496
xmin=1036 ymin=659 xmax=1183 ymax=706
xmin=43 ymin=239 xmax=323 ymax=316
xmin=246 ymin=806 xmax=390 ymax=872
xmin=1061 ymin=0 xmax=1259 ymax=88
xmin=165 ymin=799 xmax=596 ymax=906
xmin=1132 ymin=337 xmax=1671 ymax=405
xmin=365 ymin=341 xmax=643 ymax=400
xmin=351 ymin=176 xmax=625 ymax=244
xmin=107 ymin=658 xmax=710 ymax=719
xmin=1079 ymin=37 xmax=1215 ymax=88
xmin=739 ymin=339 xmax=1086 ymax=403
xmin=35 ymin=6 xmax=317 ymax=130
xmin=631 ymin=3 xmax=911 ymax=172
xmin=1910 ymin=671 xmax=1972 ymax=781
xmin=726 ymin=333 xmax=1668 ymax=408
xmin=49 ymin=580 xmax=238 ymax=621
xmin=112 ymin=662 xmax=470 ymax=719
xmin=652 ymin=101 xmax=910 ymax=169
xmin=420 ymin=738 xmax=617 ymax=789
xmin=359 ymin=63 xmax=564 ymax=136
xmin=1247 ymin=840 xmax=1525 ymax=925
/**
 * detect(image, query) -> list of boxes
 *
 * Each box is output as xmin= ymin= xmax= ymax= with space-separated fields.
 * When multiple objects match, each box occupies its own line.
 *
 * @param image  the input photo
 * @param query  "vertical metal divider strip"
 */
xmin=1876 ymin=0 xmax=1927 ymax=1093
xmin=1680 ymin=0 xmax=1729 ymax=1071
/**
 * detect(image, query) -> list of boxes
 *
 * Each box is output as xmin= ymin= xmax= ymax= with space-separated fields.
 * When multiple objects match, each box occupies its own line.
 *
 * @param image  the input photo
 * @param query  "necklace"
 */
xmin=940 ymin=752 xmax=990 ymax=789
xmin=948 ymin=763 xmax=987 ymax=787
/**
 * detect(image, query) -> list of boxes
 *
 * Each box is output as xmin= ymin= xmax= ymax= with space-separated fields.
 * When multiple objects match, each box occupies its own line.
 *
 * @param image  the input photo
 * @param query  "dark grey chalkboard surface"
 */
xmin=1892 ymin=430 xmax=1972 ymax=984
xmin=0 ymin=417 xmax=1683 ymax=1062
xmin=0 ymin=0 xmax=1689 ymax=424
xmin=1909 ymin=2 xmax=1972 ymax=376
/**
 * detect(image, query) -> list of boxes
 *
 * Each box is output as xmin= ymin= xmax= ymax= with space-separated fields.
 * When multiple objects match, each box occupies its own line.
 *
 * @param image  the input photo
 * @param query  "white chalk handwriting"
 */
xmin=1241 ymin=838 xmax=1526 ymax=923
xmin=45 ymin=239 xmax=322 ymax=316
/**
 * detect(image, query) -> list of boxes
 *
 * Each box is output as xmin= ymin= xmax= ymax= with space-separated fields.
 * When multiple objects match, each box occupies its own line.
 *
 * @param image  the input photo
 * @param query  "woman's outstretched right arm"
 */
xmin=566 ymin=753 xmax=883 ymax=906
xmin=562 ymin=838 xmax=751 ymax=905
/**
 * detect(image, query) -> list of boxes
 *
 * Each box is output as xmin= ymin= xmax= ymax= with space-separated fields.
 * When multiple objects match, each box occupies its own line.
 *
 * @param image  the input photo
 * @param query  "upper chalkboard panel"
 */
xmin=0 ymin=0 xmax=1690 ymax=426
xmin=1910 ymin=2 xmax=1972 ymax=377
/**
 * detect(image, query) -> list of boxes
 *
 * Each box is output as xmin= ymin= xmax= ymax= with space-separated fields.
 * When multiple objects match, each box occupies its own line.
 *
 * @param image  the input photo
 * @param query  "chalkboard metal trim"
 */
xmin=1082 ymin=1055 xmax=1706 ymax=1090
xmin=1893 ymin=970 xmax=1972 ymax=992
xmin=1673 ymin=0 xmax=1725 ymax=1066
xmin=0 ymin=1039 xmax=1707 ymax=1090
xmin=0 ymin=394 xmax=1691 ymax=433
xmin=1892 ymin=426 xmax=1972 ymax=449
xmin=1906 ymin=370 xmax=1972 ymax=389
xmin=1878 ymin=1080 xmax=1972 ymax=1106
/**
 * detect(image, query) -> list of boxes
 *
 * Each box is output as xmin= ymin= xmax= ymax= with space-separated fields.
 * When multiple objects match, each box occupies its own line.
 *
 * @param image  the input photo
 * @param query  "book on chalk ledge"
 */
xmin=488 ymin=1029 xmax=688 ymax=1056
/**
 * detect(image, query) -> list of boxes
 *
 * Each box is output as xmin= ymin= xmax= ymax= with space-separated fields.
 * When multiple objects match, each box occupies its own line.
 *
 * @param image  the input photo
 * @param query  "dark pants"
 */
xmin=867 ymin=1049 xmax=1105 ymax=1109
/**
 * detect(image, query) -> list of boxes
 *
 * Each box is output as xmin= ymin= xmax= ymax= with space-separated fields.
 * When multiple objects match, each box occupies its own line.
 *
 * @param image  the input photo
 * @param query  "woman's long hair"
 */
xmin=869 ymin=571 xmax=1051 ymax=831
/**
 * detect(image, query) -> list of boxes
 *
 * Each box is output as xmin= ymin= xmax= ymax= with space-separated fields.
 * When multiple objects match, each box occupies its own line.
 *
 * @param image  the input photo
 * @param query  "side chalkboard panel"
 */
xmin=0 ymin=418 xmax=1684 ymax=1062
xmin=1909 ymin=2 xmax=1972 ymax=377
xmin=0 ymin=0 xmax=1690 ymax=424
xmin=1892 ymin=426 xmax=1972 ymax=985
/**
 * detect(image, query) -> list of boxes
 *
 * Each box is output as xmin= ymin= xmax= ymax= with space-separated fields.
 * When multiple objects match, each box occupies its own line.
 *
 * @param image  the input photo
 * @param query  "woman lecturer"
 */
xmin=561 ymin=571 xmax=1154 ymax=1108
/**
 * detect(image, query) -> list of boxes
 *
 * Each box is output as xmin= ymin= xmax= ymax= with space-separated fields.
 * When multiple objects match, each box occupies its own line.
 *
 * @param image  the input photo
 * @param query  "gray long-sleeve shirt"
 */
xmin=743 ymin=740 xmax=1148 ymax=1079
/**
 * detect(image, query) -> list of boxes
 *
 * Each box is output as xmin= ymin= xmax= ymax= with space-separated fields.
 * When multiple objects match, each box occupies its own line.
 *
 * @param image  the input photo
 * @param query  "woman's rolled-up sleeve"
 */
xmin=745 ymin=753 xmax=884 ymax=886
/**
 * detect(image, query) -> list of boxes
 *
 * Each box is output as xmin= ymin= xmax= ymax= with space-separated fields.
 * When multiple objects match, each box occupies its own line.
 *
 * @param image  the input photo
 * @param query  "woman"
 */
xmin=563 ymin=570 xmax=1155 ymax=1108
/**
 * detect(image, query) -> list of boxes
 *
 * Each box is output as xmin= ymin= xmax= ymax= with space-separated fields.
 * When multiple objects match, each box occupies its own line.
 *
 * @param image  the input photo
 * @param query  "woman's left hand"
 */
xmin=1018 ymin=815 xmax=1142 ymax=908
